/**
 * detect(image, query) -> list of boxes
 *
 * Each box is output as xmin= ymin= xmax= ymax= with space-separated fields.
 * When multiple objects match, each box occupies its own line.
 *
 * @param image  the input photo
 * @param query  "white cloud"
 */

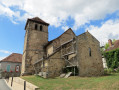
xmin=0 ymin=4 xmax=14 ymax=17
xmin=86 ymin=19 xmax=119 ymax=46
xmin=0 ymin=0 xmax=119 ymax=29
xmin=0 ymin=50 xmax=12 ymax=54
xmin=0 ymin=3 xmax=21 ymax=24
xmin=62 ymin=26 xmax=69 ymax=31
xmin=0 ymin=56 xmax=6 ymax=61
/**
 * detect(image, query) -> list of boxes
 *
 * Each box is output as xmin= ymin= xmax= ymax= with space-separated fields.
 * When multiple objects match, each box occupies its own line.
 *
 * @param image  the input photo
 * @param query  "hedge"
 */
xmin=104 ymin=48 xmax=119 ymax=69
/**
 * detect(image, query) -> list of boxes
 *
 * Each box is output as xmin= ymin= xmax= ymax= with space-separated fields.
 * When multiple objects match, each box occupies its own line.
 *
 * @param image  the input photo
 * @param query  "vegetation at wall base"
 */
xmin=104 ymin=68 xmax=119 ymax=75
xmin=104 ymin=48 xmax=119 ymax=69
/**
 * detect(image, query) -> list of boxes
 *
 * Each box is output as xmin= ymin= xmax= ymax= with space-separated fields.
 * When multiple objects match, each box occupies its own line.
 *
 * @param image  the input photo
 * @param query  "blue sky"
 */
xmin=0 ymin=0 xmax=119 ymax=60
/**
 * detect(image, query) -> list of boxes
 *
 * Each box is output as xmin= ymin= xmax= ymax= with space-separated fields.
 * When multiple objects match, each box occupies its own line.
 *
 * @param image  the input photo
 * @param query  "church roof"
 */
xmin=44 ymin=28 xmax=76 ymax=47
xmin=25 ymin=17 xmax=49 ymax=29
xmin=0 ymin=53 xmax=22 ymax=63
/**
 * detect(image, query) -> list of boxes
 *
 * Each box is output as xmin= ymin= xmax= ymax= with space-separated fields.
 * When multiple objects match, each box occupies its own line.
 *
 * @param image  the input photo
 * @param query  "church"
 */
xmin=21 ymin=17 xmax=104 ymax=78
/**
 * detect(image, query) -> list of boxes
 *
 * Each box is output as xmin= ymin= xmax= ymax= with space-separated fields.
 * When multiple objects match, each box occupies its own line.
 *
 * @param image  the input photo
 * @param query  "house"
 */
xmin=0 ymin=53 xmax=22 ymax=77
xmin=103 ymin=39 xmax=119 ymax=69
xmin=105 ymin=39 xmax=119 ymax=51
xmin=21 ymin=17 xmax=104 ymax=78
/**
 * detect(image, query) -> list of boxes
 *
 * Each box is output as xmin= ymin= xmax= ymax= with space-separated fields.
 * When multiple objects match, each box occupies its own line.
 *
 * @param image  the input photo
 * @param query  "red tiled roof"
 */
xmin=0 ymin=53 xmax=22 ymax=63
xmin=25 ymin=17 xmax=49 ymax=29
xmin=105 ymin=40 xmax=119 ymax=51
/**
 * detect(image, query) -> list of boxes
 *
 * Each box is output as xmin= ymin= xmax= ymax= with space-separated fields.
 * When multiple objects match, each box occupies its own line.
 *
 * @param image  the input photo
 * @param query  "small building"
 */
xmin=0 ymin=53 xmax=22 ymax=78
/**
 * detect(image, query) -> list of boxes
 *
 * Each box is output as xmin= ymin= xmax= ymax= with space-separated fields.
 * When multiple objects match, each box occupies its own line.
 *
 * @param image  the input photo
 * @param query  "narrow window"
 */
xmin=35 ymin=24 xmax=38 ymax=30
xmin=89 ymin=47 xmax=91 ymax=56
xmin=40 ymin=25 xmax=43 ymax=31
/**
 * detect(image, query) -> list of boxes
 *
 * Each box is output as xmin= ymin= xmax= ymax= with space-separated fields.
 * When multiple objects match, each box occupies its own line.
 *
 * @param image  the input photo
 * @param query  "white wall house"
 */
xmin=102 ymin=56 xmax=108 ymax=69
xmin=0 ymin=53 xmax=22 ymax=77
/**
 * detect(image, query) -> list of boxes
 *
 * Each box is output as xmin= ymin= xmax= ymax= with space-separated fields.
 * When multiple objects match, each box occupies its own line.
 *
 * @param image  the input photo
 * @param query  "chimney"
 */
xmin=108 ymin=39 xmax=112 ymax=47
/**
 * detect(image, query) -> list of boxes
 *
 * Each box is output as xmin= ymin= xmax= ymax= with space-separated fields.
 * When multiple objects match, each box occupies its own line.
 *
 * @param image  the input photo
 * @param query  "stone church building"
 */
xmin=21 ymin=17 xmax=104 ymax=78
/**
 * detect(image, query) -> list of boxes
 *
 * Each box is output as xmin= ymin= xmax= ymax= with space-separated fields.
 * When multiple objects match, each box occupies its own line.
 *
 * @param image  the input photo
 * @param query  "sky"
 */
xmin=0 ymin=0 xmax=119 ymax=60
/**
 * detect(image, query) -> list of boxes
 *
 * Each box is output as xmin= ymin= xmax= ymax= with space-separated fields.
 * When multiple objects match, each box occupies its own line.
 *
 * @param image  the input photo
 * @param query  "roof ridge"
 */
xmin=49 ymin=28 xmax=75 ymax=42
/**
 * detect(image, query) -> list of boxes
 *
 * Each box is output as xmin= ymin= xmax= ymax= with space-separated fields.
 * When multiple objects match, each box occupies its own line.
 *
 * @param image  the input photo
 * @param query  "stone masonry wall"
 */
xmin=50 ymin=29 xmax=76 ymax=52
xmin=41 ymin=50 xmax=65 ymax=78
xmin=22 ymin=21 xmax=48 ymax=74
xmin=46 ymin=44 xmax=53 ymax=56
xmin=77 ymin=32 xmax=104 ymax=76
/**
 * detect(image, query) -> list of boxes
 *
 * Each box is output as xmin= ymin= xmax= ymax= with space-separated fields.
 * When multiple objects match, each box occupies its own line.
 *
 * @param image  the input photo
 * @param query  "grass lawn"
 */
xmin=21 ymin=73 xmax=119 ymax=90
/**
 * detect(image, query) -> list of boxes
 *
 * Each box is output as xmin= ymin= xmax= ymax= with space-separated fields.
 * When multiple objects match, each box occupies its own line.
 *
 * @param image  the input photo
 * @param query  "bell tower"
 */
xmin=21 ymin=17 xmax=49 ymax=75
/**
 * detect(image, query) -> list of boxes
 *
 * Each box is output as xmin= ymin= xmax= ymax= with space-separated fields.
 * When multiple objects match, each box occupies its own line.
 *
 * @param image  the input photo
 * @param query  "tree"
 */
xmin=104 ymin=48 xmax=119 ymax=69
xmin=105 ymin=43 xmax=109 ymax=50
xmin=112 ymin=39 xmax=116 ymax=44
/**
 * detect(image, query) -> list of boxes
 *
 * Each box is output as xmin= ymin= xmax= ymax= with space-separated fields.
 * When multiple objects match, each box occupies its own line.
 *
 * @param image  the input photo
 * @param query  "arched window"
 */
xmin=40 ymin=25 xmax=43 ymax=31
xmin=35 ymin=24 xmax=38 ymax=30
xmin=89 ymin=47 xmax=91 ymax=56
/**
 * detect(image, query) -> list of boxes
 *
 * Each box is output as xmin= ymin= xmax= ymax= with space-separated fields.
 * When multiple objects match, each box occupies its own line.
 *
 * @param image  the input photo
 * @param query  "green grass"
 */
xmin=21 ymin=73 xmax=119 ymax=90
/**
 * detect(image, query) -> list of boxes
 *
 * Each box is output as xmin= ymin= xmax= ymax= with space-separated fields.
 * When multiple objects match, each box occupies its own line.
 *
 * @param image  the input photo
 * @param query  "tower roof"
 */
xmin=25 ymin=17 xmax=49 ymax=29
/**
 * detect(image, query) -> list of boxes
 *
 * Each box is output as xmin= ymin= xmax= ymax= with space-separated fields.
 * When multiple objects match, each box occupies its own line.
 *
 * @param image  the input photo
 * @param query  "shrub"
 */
xmin=116 ymin=68 xmax=119 ymax=73
xmin=104 ymin=48 xmax=119 ymax=69
xmin=104 ymin=69 xmax=108 ymax=75
xmin=107 ymin=68 xmax=114 ymax=73
xmin=104 ymin=68 xmax=115 ymax=75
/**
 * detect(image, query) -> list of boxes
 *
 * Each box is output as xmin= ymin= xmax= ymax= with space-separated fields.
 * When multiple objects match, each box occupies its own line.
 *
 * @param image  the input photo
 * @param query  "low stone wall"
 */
xmin=7 ymin=77 xmax=39 ymax=90
xmin=1 ymin=72 xmax=20 ymax=78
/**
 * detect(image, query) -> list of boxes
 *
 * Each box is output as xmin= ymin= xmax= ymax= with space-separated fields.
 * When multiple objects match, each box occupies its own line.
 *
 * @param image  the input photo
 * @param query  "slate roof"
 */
xmin=44 ymin=28 xmax=76 ymax=47
xmin=105 ymin=40 xmax=119 ymax=51
xmin=25 ymin=17 xmax=49 ymax=29
xmin=0 ymin=53 xmax=22 ymax=63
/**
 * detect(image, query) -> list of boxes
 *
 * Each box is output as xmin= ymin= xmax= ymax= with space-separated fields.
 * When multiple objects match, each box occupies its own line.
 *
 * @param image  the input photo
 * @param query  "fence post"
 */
xmin=11 ymin=76 xmax=13 ymax=87
xmin=24 ymin=81 xmax=26 ymax=90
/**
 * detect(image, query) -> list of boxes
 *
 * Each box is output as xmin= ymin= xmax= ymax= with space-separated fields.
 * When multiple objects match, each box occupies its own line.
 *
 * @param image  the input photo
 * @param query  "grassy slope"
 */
xmin=21 ymin=73 xmax=119 ymax=90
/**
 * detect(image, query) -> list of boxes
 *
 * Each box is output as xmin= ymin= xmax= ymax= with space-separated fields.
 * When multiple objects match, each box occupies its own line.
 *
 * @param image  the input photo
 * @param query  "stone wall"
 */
xmin=22 ymin=21 xmax=48 ymax=75
xmin=77 ymin=32 xmax=104 ymax=76
xmin=21 ymin=52 xmax=26 ymax=74
xmin=7 ymin=77 xmax=39 ymax=90
xmin=48 ymin=29 xmax=76 ymax=52
xmin=40 ymin=41 xmax=77 ymax=78
xmin=41 ymin=50 xmax=65 ymax=78
xmin=46 ymin=44 xmax=53 ymax=56
xmin=67 ymin=55 xmax=78 ymax=66
xmin=1 ymin=72 xmax=20 ymax=78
